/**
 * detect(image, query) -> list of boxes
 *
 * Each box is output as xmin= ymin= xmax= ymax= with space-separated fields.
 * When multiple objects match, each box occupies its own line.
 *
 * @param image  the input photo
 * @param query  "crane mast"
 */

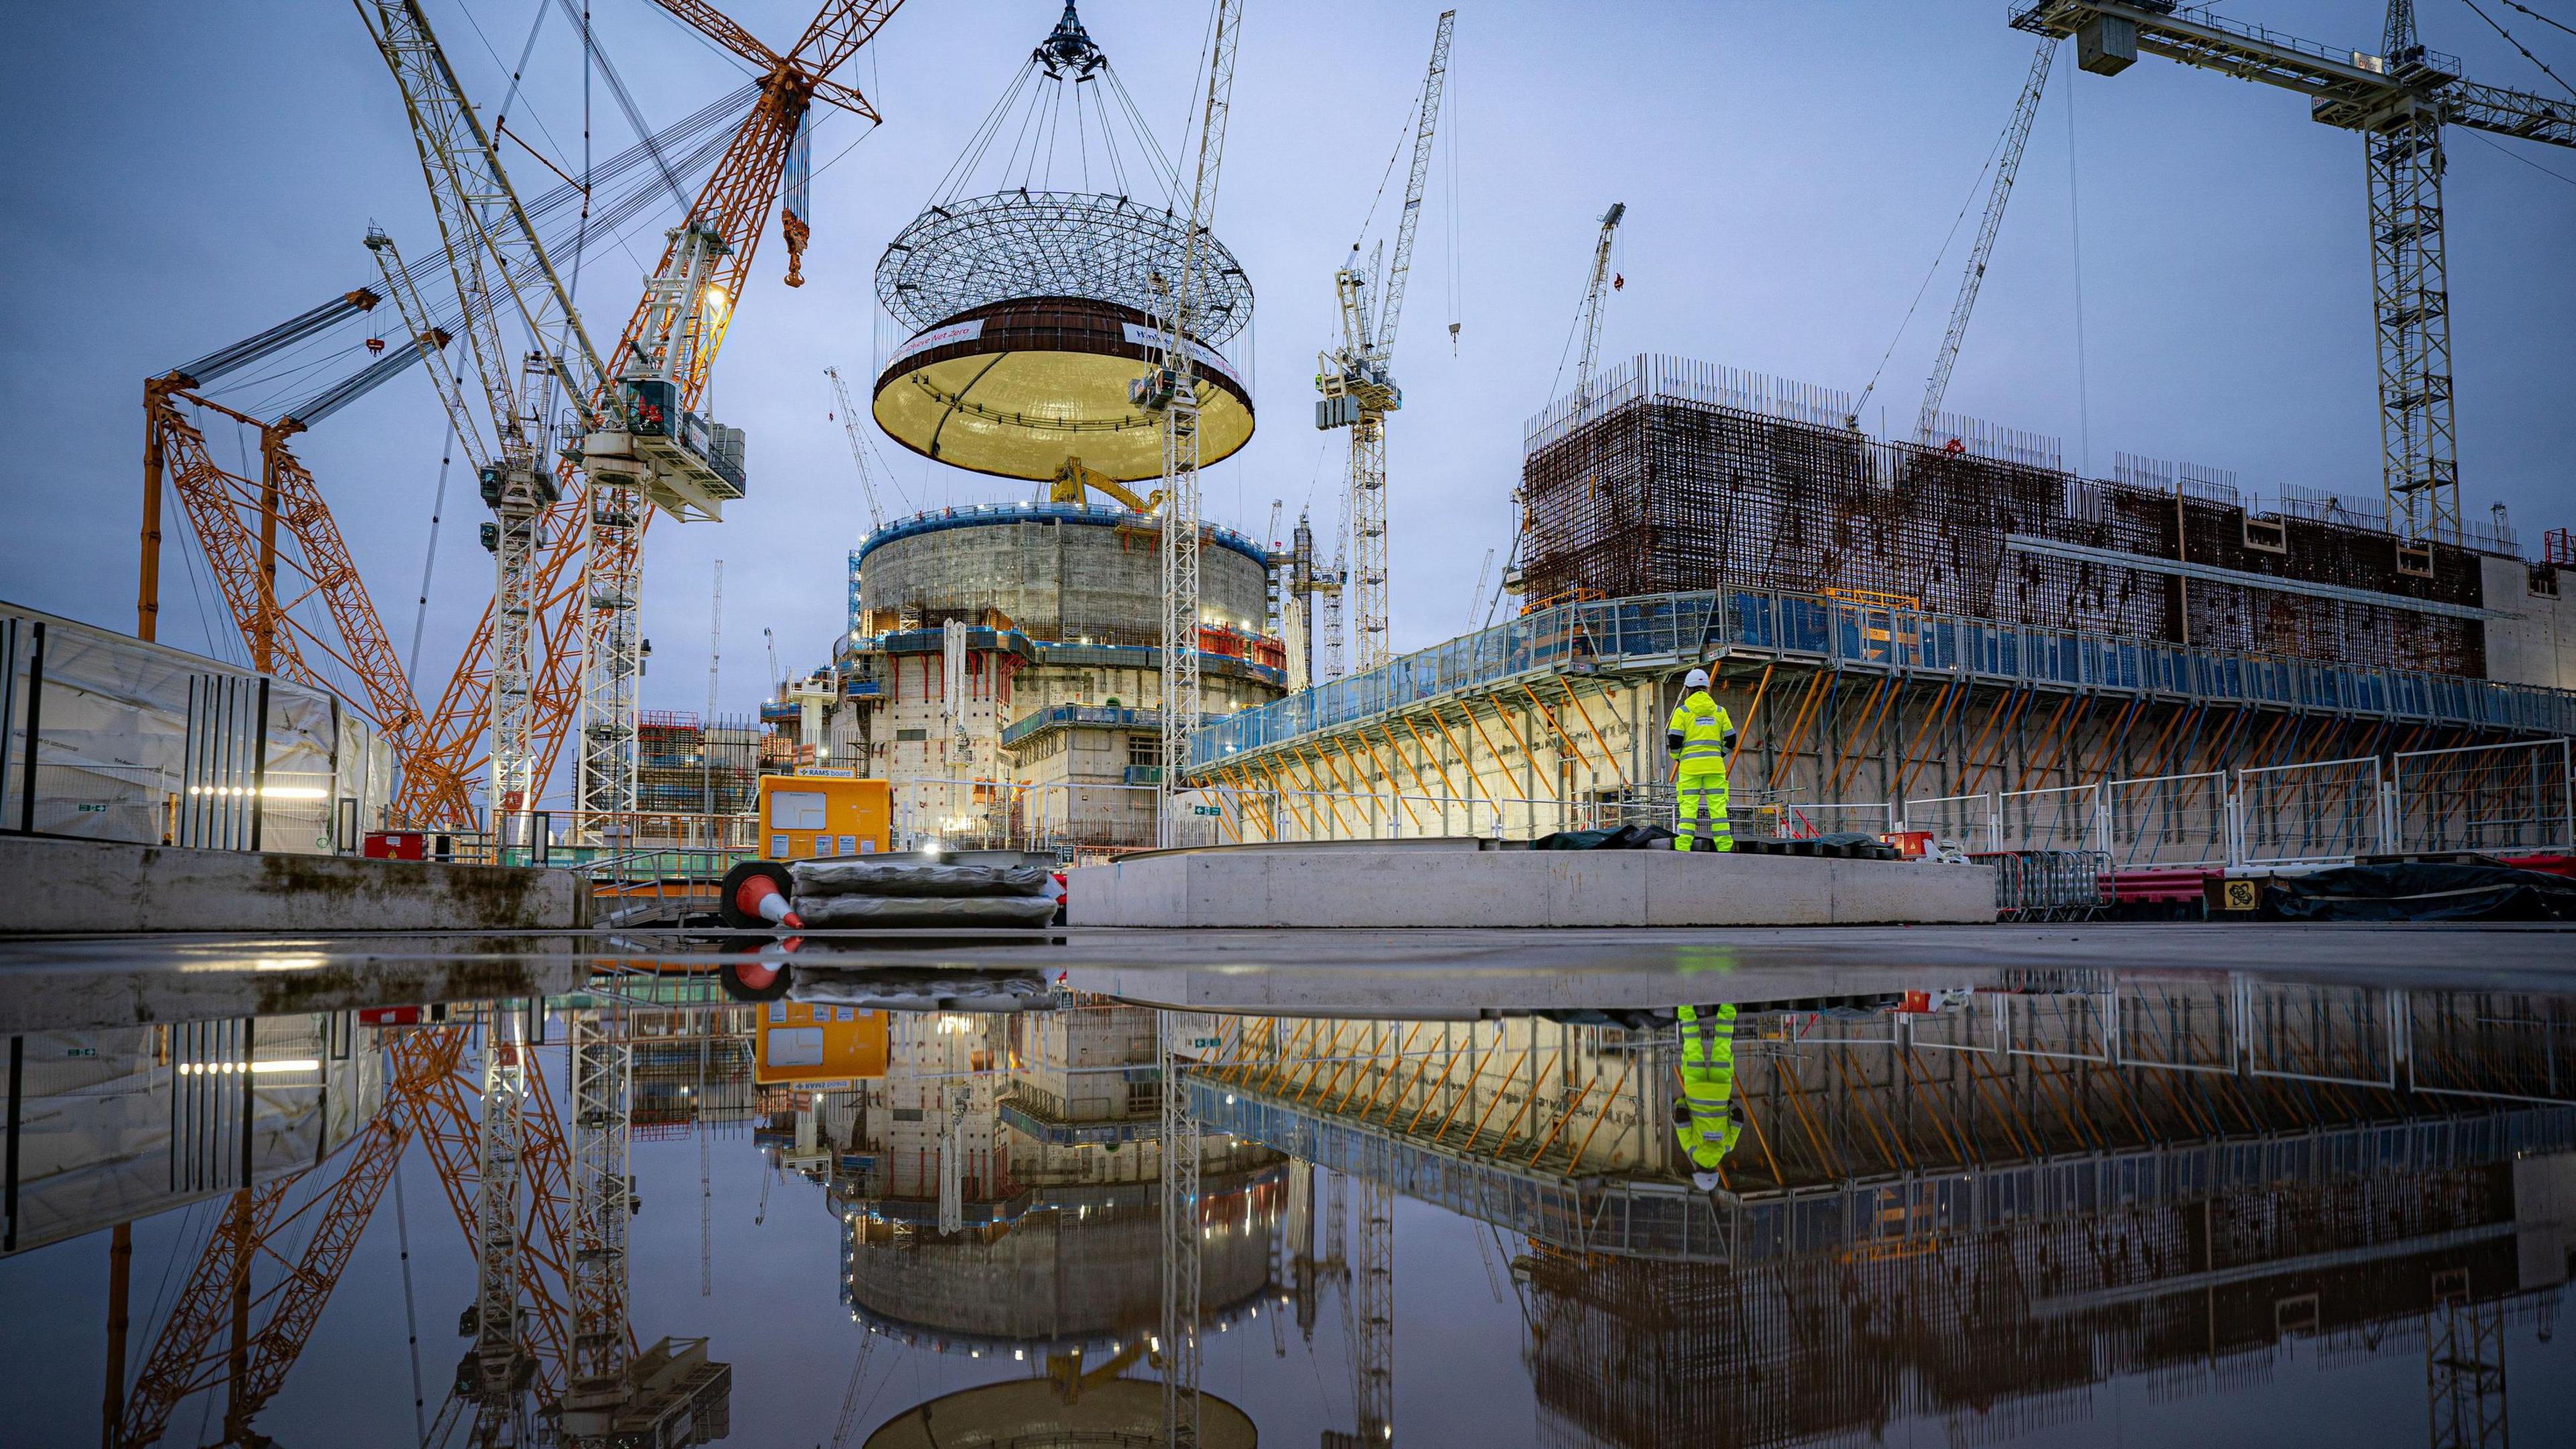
xmin=392 ymin=0 xmax=907 ymax=833
xmin=1144 ymin=0 xmax=1244 ymax=855
xmin=1318 ymin=9 xmax=1454 ymax=677
xmin=1917 ymin=38 xmax=2055 ymax=445
xmin=2008 ymin=0 xmax=2576 ymax=543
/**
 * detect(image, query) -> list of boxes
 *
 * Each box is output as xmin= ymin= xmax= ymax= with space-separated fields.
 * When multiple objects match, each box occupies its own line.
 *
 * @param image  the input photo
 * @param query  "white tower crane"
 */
xmin=825 ymin=365 xmax=887 ymax=533
xmin=1141 ymin=0 xmax=1244 ymax=852
xmin=1318 ymin=9 xmax=1456 ymax=677
xmin=1570 ymin=201 xmax=1625 ymax=411
xmin=1916 ymin=38 xmax=2055 ymax=445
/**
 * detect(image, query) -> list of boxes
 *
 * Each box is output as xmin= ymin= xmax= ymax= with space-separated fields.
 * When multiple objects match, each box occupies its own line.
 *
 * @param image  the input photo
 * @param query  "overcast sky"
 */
xmin=5 ymin=1 xmax=2571 ymax=758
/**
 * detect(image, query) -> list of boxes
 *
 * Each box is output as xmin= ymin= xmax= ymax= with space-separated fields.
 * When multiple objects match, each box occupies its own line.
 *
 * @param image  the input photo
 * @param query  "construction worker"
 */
xmin=1666 ymin=667 xmax=1735 ymax=851
xmin=1673 ymin=1002 xmax=1741 ymax=1191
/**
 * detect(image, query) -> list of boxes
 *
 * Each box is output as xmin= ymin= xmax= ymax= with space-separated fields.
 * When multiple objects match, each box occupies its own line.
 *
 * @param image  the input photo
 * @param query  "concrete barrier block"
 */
xmin=1068 ymin=845 xmax=1995 ymax=928
xmin=0 ymin=836 xmax=592 ymax=934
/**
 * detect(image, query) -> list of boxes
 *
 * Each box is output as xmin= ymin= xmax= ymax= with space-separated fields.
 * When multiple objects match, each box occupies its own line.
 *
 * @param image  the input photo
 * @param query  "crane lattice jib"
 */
xmin=116 ymin=1027 xmax=468 ymax=1448
xmin=148 ymin=390 xmax=428 ymax=751
xmin=2007 ymin=0 xmax=2575 ymax=543
xmin=372 ymin=229 xmax=494 ymax=476
xmin=392 ymin=1 xmax=906 ymax=826
xmin=1369 ymin=10 xmax=1454 ymax=368
xmin=1572 ymin=203 xmax=1625 ymax=407
xmin=1917 ymin=38 xmax=2055 ymax=445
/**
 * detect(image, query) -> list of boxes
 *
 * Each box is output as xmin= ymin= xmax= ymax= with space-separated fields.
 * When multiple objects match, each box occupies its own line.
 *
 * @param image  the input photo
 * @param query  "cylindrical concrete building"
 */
xmin=853 ymin=503 xmax=1271 ymax=645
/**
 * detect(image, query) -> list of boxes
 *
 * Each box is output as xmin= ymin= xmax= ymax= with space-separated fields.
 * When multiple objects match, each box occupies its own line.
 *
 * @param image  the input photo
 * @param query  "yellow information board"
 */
xmin=754 ymin=1002 xmax=892 ymax=1085
xmin=756 ymin=773 xmax=892 ymax=860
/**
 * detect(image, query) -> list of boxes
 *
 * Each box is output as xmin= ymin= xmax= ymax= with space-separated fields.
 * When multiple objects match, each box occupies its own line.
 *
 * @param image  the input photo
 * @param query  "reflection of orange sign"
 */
xmin=755 ymin=1002 xmax=891 ymax=1085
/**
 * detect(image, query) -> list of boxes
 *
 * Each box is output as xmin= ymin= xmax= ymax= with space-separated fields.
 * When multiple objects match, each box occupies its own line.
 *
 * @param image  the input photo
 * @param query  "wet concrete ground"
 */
xmin=4 ymin=922 xmax=2573 ymax=1446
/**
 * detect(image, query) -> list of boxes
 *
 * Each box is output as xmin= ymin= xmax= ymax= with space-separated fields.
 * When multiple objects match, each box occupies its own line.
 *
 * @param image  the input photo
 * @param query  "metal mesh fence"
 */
xmin=2391 ymin=739 xmax=2573 ymax=855
xmin=2237 ymin=756 xmax=2384 ymax=865
xmin=2105 ymin=771 xmax=2231 ymax=869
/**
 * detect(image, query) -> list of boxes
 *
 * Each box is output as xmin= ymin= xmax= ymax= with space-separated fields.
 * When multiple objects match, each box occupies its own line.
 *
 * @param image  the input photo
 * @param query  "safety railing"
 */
xmin=1185 ymin=583 xmax=2576 ymax=772
xmin=885 ymin=735 xmax=2572 ymax=870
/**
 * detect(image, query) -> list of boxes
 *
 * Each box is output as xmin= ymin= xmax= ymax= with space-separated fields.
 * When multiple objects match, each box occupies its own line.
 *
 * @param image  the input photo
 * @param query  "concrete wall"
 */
xmin=857 ymin=514 xmax=1270 ymax=643
xmin=0 ymin=836 xmax=592 ymax=933
xmin=1069 ymin=843 xmax=1996 ymax=928
xmin=2482 ymin=554 xmax=2576 ymax=691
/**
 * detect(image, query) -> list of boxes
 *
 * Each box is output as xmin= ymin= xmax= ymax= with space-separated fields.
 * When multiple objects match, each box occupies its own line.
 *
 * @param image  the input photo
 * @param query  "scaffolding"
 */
xmin=1519 ymin=354 xmax=2496 ymax=676
xmin=634 ymin=710 xmax=761 ymax=816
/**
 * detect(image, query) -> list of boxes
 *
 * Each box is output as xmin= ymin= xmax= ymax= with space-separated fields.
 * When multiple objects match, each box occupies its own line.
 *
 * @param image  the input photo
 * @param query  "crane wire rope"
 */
xmin=395 ymin=1160 xmax=430 ymax=1446
xmin=2495 ymin=0 xmax=2576 ymax=40
xmin=2067 ymin=58 xmax=2093 ymax=476
xmin=1847 ymin=74 xmax=2028 ymax=431
xmin=2459 ymin=0 xmax=2576 ymax=99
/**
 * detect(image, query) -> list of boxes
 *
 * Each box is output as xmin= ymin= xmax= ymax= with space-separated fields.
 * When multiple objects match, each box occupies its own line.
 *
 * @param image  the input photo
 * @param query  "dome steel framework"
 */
xmin=868 ymin=2 xmax=1255 ymax=486
xmin=875 ymin=190 xmax=1251 ymax=347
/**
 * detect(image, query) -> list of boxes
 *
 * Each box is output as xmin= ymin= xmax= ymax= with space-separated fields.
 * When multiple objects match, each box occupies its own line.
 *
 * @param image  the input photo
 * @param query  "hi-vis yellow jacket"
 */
xmin=1667 ymin=690 xmax=1734 ymax=775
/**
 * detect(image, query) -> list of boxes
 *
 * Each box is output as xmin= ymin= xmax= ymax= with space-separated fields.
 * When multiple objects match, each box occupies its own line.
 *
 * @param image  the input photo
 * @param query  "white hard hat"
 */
xmin=1682 ymin=667 xmax=1711 ymax=691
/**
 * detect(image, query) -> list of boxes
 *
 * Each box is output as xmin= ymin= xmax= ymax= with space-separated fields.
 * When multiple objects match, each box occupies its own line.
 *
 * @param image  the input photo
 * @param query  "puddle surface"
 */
xmin=6 ymin=938 xmax=2576 ymax=1446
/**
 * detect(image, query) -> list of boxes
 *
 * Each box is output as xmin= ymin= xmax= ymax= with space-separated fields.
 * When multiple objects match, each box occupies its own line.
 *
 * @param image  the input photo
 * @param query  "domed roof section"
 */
xmin=876 ymin=191 xmax=1250 ymax=346
xmin=874 ymin=1 xmax=1252 ymax=347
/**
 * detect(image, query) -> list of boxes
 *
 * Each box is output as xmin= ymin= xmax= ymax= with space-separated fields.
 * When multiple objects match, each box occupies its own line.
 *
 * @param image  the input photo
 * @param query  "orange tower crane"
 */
xmin=392 ymin=0 xmax=909 ymax=830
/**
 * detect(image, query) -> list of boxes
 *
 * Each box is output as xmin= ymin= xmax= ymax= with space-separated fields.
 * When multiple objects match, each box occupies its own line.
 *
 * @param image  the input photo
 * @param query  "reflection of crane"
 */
xmin=826 ymin=365 xmax=887 ymax=533
xmin=392 ymin=0 xmax=909 ymax=828
xmin=1915 ymin=39 xmax=2055 ymax=445
xmin=1138 ymin=0 xmax=1245 ymax=850
xmin=1316 ymin=10 xmax=1456 ymax=678
xmin=115 ymin=1025 xmax=471 ymax=1448
xmin=2008 ymin=0 xmax=2576 ymax=543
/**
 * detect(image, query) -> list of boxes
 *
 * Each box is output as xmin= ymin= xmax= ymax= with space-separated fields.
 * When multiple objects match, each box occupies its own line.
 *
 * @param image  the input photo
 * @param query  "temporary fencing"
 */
xmin=2391 ymin=739 xmax=2573 ymax=855
xmin=1998 ymin=783 xmax=2104 ymax=854
xmin=2104 ymin=771 xmax=2231 ymax=869
xmin=2237 ymin=757 xmax=2385 ymax=866
xmin=1898 ymin=792 xmax=2000 ymax=853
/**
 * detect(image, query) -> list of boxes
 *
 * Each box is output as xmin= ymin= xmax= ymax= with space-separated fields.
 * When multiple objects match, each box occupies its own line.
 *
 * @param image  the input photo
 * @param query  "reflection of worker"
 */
xmin=1666 ymin=667 xmax=1735 ymax=851
xmin=1674 ymin=1003 xmax=1741 ymax=1191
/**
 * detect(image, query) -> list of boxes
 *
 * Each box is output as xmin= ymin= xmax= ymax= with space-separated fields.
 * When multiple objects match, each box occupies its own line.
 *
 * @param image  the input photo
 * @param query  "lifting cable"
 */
xmin=1848 ymin=73 xmax=2027 ymax=430
xmin=2463 ymin=0 xmax=2576 ymax=100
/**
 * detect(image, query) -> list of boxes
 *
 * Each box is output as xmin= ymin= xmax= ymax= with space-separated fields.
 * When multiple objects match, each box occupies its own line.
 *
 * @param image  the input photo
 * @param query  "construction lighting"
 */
xmin=252 ymin=1059 xmax=321 ymax=1073
xmin=186 ymin=785 xmax=330 ymax=800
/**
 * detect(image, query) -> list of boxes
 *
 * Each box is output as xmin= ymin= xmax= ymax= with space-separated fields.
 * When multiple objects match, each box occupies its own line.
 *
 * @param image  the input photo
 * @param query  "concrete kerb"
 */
xmin=0 ymin=835 xmax=593 ymax=934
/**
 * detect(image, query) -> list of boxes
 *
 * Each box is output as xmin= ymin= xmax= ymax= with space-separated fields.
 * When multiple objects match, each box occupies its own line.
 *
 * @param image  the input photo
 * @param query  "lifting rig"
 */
xmin=386 ymin=0 xmax=908 ymax=831
xmin=1315 ymin=11 xmax=1456 ymax=679
xmin=2007 ymin=0 xmax=2576 ymax=546
xmin=1136 ymin=0 xmax=1244 ymax=853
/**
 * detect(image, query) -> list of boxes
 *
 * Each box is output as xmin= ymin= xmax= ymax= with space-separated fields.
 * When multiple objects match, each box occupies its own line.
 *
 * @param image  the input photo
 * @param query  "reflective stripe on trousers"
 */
xmin=1674 ymin=1004 xmax=1739 ymax=1169
xmin=1674 ymin=771 xmax=1733 ymax=853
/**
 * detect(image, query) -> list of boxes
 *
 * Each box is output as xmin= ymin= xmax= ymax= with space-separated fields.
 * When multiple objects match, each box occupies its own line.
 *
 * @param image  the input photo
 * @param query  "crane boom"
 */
xmin=1571 ymin=201 xmax=1624 ymax=408
xmin=1371 ymin=9 xmax=1453 ymax=365
xmin=2008 ymin=0 xmax=2576 ymax=542
xmin=826 ymin=365 xmax=885 ymax=531
xmin=1917 ymin=38 xmax=2054 ymax=445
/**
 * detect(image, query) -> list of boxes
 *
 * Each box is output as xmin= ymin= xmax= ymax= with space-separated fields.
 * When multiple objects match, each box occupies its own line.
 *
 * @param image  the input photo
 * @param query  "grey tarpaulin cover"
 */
xmin=2265 ymin=862 xmax=2576 ymax=922
xmin=1532 ymin=824 xmax=1676 ymax=851
xmin=790 ymin=859 xmax=1053 ymax=897
xmin=791 ymin=893 xmax=1063 ymax=927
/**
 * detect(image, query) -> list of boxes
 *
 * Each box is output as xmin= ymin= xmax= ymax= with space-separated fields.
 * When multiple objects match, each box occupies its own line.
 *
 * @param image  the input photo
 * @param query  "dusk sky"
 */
xmin=5 ymin=1 xmax=2571 ymax=773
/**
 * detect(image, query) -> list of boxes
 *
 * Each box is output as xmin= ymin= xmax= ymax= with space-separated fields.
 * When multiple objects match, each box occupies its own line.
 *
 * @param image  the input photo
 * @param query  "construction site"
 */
xmin=4 ymin=0 xmax=2576 ymax=1446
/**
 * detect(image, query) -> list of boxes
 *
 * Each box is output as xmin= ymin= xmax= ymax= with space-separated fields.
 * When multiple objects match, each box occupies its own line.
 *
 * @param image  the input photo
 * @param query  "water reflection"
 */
xmin=2 ymin=965 xmax=2573 ymax=1446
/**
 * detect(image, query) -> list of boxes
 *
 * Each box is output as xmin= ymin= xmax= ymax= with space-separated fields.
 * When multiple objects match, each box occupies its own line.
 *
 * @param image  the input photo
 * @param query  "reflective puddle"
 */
xmin=6 ymin=936 xmax=2576 ymax=1446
